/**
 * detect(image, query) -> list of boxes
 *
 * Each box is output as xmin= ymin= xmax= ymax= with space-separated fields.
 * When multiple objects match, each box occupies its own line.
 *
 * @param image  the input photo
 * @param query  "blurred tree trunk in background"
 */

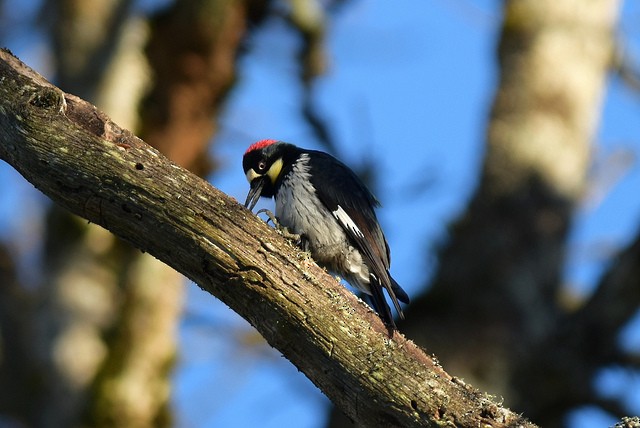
xmin=0 ymin=244 xmax=36 ymax=422
xmin=406 ymin=0 xmax=624 ymax=426
xmin=140 ymin=0 xmax=248 ymax=177
xmin=389 ymin=1 xmax=620 ymax=427
xmin=0 ymin=0 xmax=260 ymax=427
xmin=37 ymin=2 xmax=153 ymax=426
xmin=328 ymin=0 xmax=625 ymax=427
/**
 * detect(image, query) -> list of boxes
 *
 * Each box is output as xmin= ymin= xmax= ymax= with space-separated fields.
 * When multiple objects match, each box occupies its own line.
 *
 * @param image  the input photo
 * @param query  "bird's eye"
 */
xmin=258 ymin=160 xmax=267 ymax=171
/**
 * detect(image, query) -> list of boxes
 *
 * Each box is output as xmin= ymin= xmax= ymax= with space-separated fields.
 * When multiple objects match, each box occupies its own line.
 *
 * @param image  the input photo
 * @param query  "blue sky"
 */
xmin=2 ymin=0 xmax=640 ymax=427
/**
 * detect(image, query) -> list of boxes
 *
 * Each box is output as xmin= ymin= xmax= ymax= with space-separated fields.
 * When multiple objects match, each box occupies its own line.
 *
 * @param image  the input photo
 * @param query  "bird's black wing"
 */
xmin=306 ymin=151 xmax=408 ymax=323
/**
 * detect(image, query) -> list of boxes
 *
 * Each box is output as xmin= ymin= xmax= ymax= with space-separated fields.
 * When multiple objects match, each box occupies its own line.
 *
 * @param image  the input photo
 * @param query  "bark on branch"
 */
xmin=0 ymin=49 xmax=535 ymax=428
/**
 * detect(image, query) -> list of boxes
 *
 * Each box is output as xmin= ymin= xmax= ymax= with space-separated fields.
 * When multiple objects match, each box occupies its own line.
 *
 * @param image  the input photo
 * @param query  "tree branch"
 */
xmin=0 ymin=49 xmax=535 ymax=428
xmin=566 ymin=233 xmax=640 ymax=364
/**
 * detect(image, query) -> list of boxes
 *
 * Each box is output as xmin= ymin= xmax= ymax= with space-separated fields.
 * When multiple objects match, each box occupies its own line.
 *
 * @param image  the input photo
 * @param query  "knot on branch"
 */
xmin=28 ymin=87 xmax=67 ymax=114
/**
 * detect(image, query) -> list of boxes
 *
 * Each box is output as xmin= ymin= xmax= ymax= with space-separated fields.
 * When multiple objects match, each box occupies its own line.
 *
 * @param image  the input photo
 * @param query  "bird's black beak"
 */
xmin=244 ymin=177 xmax=267 ymax=211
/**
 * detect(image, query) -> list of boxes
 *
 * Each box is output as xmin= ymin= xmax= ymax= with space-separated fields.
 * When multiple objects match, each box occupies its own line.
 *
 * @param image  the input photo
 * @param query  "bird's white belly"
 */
xmin=275 ymin=181 xmax=371 ymax=291
xmin=276 ymin=181 xmax=342 ymax=252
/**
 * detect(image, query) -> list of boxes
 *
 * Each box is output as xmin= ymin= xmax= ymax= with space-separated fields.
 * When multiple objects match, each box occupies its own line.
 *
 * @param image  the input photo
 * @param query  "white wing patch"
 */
xmin=333 ymin=205 xmax=364 ymax=238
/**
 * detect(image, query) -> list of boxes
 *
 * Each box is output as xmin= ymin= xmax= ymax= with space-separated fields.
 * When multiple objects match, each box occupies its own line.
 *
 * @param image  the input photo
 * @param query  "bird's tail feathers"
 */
xmin=368 ymin=273 xmax=409 ymax=327
xmin=390 ymin=276 xmax=410 ymax=304
xmin=367 ymin=281 xmax=396 ymax=329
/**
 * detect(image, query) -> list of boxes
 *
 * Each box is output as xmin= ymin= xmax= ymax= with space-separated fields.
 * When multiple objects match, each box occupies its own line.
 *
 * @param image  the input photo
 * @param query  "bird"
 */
xmin=242 ymin=139 xmax=409 ymax=329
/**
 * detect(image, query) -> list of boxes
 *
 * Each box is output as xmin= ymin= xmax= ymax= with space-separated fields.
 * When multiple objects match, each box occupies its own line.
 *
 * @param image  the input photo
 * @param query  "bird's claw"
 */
xmin=256 ymin=209 xmax=303 ymax=243
xmin=256 ymin=209 xmax=279 ymax=227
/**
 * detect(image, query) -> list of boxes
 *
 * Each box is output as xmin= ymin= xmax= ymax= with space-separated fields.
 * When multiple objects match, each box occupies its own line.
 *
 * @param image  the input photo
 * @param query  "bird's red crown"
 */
xmin=245 ymin=139 xmax=278 ymax=155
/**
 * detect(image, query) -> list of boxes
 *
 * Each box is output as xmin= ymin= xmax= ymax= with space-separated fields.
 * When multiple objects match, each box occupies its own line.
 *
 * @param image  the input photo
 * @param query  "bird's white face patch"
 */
xmin=332 ymin=205 xmax=364 ymax=238
xmin=245 ymin=168 xmax=260 ymax=183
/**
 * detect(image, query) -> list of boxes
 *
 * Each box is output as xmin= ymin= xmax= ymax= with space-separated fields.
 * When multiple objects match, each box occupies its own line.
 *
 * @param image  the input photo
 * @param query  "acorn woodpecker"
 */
xmin=242 ymin=139 xmax=409 ymax=329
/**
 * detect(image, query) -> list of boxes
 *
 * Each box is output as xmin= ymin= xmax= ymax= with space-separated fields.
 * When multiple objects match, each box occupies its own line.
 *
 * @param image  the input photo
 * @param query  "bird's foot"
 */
xmin=256 ymin=209 xmax=279 ymax=227
xmin=256 ymin=209 xmax=303 ymax=243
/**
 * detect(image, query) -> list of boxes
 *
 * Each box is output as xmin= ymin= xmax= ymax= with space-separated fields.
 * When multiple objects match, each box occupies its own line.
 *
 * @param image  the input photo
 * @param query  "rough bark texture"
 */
xmin=0 ymin=50 xmax=535 ymax=428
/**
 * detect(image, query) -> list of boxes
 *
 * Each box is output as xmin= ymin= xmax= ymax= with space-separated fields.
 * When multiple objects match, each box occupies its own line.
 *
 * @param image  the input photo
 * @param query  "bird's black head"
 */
xmin=242 ymin=140 xmax=295 ymax=210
